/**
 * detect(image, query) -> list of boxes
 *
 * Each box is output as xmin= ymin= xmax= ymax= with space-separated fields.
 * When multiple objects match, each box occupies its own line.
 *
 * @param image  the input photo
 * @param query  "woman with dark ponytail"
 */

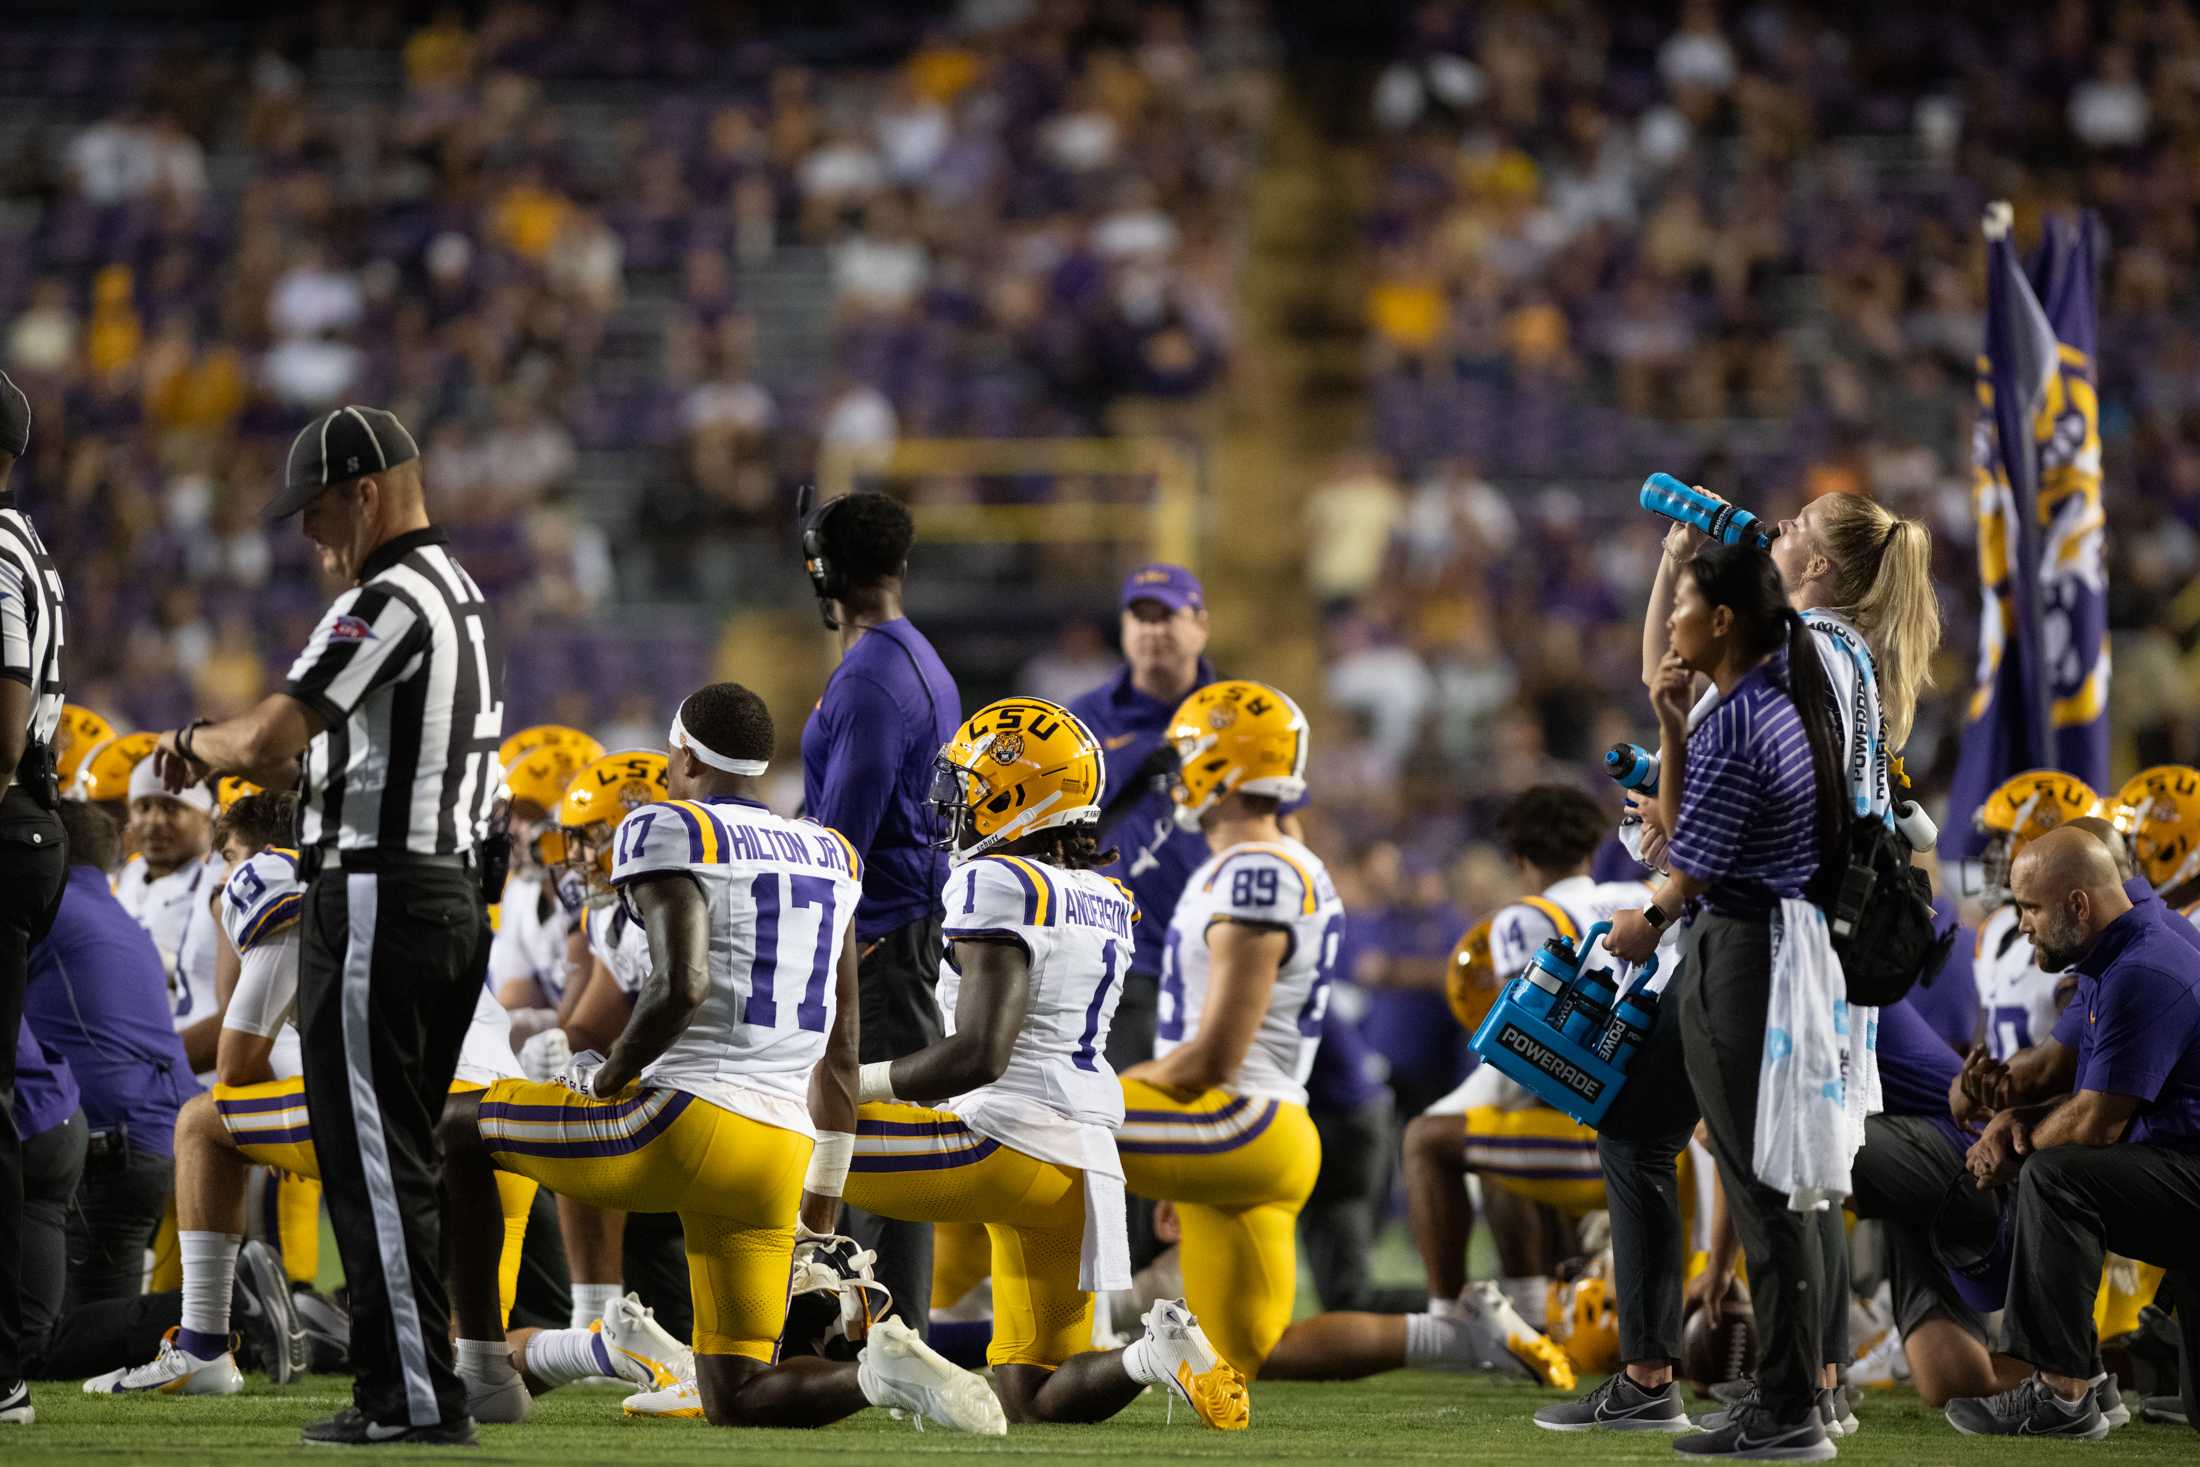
xmin=1603 ymin=541 xmax=1848 ymax=1463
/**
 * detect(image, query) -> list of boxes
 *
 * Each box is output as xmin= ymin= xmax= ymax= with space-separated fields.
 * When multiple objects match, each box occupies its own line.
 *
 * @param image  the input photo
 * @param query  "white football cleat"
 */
xmin=857 ymin=1318 xmax=1007 ymax=1435
xmin=622 ymin=1379 xmax=705 ymax=1420
xmin=462 ymin=1367 xmax=532 ymax=1424
xmin=83 ymin=1328 xmax=244 ymax=1396
xmin=1456 ymin=1282 xmax=1577 ymax=1391
xmin=1135 ymin=1299 xmax=1249 ymax=1431
xmin=1850 ymin=1324 xmax=1909 ymax=1388
xmin=600 ymin=1293 xmax=693 ymax=1389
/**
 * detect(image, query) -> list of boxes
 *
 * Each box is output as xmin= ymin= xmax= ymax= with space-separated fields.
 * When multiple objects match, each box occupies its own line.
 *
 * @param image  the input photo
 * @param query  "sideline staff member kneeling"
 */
xmin=156 ymin=407 xmax=503 ymax=1447
xmin=1607 ymin=542 xmax=1848 ymax=1463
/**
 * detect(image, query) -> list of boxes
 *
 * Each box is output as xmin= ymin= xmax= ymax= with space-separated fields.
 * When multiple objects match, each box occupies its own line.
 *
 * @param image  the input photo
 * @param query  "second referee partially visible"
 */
xmin=155 ymin=406 xmax=503 ymax=1446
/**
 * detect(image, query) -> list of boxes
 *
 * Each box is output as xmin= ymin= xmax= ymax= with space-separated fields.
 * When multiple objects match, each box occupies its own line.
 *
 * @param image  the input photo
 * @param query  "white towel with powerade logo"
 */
xmin=1755 ymin=899 xmax=1876 ymax=1211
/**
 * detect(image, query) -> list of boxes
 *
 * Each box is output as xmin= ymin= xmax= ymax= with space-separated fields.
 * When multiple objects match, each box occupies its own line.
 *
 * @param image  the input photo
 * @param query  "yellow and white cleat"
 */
xmin=622 ymin=1379 xmax=704 ymax=1420
xmin=1458 ymin=1282 xmax=1577 ymax=1392
xmin=1137 ymin=1299 xmax=1250 ymax=1431
xmin=856 ymin=1318 xmax=1008 ymax=1435
xmin=82 ymin=1328 xmax=244 ymax=1396
xmin=599 ymin=1293 xmax=693 ymax=1390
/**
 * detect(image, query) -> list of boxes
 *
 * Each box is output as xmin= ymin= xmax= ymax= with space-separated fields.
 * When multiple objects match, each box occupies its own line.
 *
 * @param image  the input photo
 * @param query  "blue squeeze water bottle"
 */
xmin=1596 ymin=985 xmax=1660 ymax=1070
xmin=1515 ymin=939 xmax=1573 ymax=1021
xmin=1639 ymin=472 xmax=1776 ymax=551
xmin=1560 ymin=964 xmax=1619 ymax=1045
xmin=1605 ymin=742 xmax=1660 ymax=797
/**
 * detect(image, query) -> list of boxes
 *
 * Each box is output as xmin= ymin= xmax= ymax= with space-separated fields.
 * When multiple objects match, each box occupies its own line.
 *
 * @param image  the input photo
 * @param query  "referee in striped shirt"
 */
xmin=0 ymin=371 xmax=71 ymax=1428
xmin=155 ymin=406 xmax=503 ymax=1447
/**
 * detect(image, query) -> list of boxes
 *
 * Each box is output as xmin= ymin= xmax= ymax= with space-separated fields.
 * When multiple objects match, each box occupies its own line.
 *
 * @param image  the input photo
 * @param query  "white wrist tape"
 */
xmin=804 ymin=1130 xmax=855 ymax=1198
xmin=857 ymin=1061 xmax=899 ymax=1105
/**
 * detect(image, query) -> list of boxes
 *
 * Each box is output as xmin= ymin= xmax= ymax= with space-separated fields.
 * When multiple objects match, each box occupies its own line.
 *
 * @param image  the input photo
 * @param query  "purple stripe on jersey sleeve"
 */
xmin=989 ymin=858 xmax=1041 ymax=924
xmin=667 ymin=803 xmax=705 ymax=862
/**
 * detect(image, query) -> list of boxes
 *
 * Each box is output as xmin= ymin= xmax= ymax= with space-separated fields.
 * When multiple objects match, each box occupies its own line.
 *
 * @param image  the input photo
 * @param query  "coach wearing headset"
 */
xmin=798 ymin=490 xmax=960 ymax=1336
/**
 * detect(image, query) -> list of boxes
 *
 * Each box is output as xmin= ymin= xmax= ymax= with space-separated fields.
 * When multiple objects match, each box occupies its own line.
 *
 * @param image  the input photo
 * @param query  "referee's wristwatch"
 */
xmin=1642 ymin=902 xmax=1672 ymax=931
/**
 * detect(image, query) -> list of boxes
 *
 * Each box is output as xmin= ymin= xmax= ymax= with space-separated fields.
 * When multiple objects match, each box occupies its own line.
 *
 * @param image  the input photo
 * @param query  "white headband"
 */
xmin=670 ymin=712 xmax=769 ymax=776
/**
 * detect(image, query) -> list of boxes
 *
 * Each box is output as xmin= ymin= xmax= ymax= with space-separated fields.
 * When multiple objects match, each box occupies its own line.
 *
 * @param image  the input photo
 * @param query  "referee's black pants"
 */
xmin=1678 ymin=911 xmax=1847 ymax=1423
xmin=299 ymin=862 xmax=487 ymax=1428
xmin=0 ymin=785 xmax=67 ymax=1387
xmin=841 ymin=913 xmax=944 ymax=1339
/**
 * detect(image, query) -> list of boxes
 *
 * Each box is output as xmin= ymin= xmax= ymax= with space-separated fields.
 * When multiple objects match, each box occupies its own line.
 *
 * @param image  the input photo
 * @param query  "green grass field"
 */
xmin=15 ymin=1372 xmax=2199 ymax=1466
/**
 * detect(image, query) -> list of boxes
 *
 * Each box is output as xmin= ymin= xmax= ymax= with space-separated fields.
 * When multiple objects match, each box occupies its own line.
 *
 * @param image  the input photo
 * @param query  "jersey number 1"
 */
xmin=744 ymin=873 xmax=838 ymax=1033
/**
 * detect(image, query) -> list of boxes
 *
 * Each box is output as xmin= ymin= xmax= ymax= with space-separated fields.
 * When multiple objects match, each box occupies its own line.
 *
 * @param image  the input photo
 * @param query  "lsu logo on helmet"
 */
xmin=1973 ymin=769 xmax=2098 ymax=906
xmin=535 ymin=750 xmax=668 ymax=894
xmin=1165 ymin=679 xmax=1308 ymax=832
xmin=926 ymin=697 xmax=1103 ymax=865
xmin=2114 ymin=766 xmax=2200 ymax=897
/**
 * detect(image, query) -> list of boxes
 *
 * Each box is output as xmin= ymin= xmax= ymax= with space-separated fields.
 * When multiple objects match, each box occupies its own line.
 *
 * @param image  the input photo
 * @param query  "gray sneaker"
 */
xmin=2093 ymin=1375 xmax=2128 ymax=1428
xmin=1945 ymin=1376 xmax=2109 ymax=1439
xmin=1533 ymin=1372 xmax=1692 ymax=1432
xmin=1693 ymin=1382 xmax=1761 ymax=1432
xmin=2139 ymin=1394 xmax=2188 ymax=1426
xmin=1674 ymin=1399 xmax=1837 ymax=1461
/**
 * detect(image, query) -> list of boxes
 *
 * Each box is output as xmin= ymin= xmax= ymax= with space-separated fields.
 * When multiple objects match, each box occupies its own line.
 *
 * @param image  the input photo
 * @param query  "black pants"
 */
xmin=1849 ymin=1113 xmax=1990 ymax=1344
xmin=0 ymin=786 xmax=67 ymax=1385
xmin=300 ymin=863 xmax=487 ymax=1428
xmin=66 ymin=1140 xmax=173 ymax=1310
xmin=1302 ymin=1092 xmax=1398 ymax=1311
xmin=841 ymin=914 xmax=943 ymax=1338
xmin=15 ymin=1110 xmax=85 ymax=1372
xmin=1678 ymin=911 xmax=1845 ymax=1421
xmin=1597 ymin=982 xmax=1700 ymax=1366
xmin=2004 ymin=1142 xmax=2200 ymax=1378
xmin=1107 ymin=968 xmax=1163 ymax=1271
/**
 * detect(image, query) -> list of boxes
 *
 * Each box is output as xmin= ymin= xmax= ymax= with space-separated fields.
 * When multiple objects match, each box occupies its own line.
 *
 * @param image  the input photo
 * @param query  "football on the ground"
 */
xmin=1680 ymin=1299 xmax=1758 ymax=1390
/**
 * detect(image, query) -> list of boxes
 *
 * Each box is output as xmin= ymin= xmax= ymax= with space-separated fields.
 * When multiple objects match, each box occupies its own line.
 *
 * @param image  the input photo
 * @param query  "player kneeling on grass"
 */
xmin=1116 ymin=681 xmax=1573 ymax=1388
xmin=440 ymin=682 xmax=1003 ymax=1434
xmin=841 ymin=697 xmax=1249 ymax=1431
xmin=86 ymin=790 xmax=542 ymax=1398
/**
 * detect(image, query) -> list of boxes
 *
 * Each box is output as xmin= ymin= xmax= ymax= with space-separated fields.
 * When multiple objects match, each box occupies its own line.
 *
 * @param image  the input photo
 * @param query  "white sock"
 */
xmin=456 ymin=1338 xmax=517 ymax=1383
xmin=1119 ymin=1331 xmax=1168 ymax=1386
xmin=570 ymin=1282 xmax=619 ymax=1330
xmin=522 ymin=1327 xmax=615 ymax=1388
xmin=1403 ymin=1313 xmax=1458 ymax=1367
xmin=1499 ymin=1276 xmax=1549 ymax=1324
xmin=178 ymin=1232 xmax=243 ymax=1342
xmin=1428 ymin=1296 xmax=1461 ymax=1320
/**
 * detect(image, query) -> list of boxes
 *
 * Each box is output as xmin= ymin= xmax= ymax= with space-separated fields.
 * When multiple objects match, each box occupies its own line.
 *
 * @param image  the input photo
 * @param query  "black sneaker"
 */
xmin=1673 ymin=1399 xmax=1836 ymax=1460
xmin=2139 ymin=1394 xmax=2189 ymax=1426
xmin=1534 ymin=1373 xmax=1692 ymax=1432
xmin=1708 ymin=1376 xmax=1758 ymax=1406
xmin=1944 ymin=1376 xmax=2109 ymax=1439
xmin=2093 ymin=1375 xmax=2128 ymax=1428
xmin=1693 ymin=1382 xmax=1761 ymax=1431
xmin=301 ymin=1407 xmax=477 ymax=1447
xmin=234 ymin=1240 xmax=307 ymax=1385
xmin=0 ymin=1379 xmax=31 ymax=1426
xmin=294 ymin=1287 xmax=353 ymax=1373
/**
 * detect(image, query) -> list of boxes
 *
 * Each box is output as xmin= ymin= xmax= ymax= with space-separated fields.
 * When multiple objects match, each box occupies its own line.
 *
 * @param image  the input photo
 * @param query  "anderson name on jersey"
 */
xmin=1156 ymin=838 xmax=1344 ymax=1107
xmin=936 ymin=853 xmax=1137 ymax=1154
xmin=609 ymin=796 xmax=863 ymax=1139
xmin=218 ymin=846 xmax=519 ymax=1085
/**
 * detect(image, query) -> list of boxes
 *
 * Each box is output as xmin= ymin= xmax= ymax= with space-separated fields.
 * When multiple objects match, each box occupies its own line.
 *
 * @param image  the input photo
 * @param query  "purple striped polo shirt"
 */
xmin=1667 ymin=652 xmax=1822 ymax=916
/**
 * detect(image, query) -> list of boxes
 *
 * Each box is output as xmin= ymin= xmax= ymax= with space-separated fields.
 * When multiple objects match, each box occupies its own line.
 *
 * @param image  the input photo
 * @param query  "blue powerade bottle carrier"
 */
xmin=1468 ymin=920 xmax=1659 ymax=1128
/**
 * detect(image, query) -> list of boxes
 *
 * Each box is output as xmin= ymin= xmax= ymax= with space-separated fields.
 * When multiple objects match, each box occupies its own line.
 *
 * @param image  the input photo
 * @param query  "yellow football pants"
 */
xmin=1462 ymin=1104 xmax=1608 ymax=1214
xmin=843 ymin=1102 xmax=1094 ymax=1371
xmin=1116 ymin=1081 xmax=1322 ymax=1379
xmin=477 ymin=1081 xmax=809 ymax=1360
xmin=214 ymin=1077 xmax=539 ymax=1327
xmin=932 ymin=1221 xmax=995 ymax=1312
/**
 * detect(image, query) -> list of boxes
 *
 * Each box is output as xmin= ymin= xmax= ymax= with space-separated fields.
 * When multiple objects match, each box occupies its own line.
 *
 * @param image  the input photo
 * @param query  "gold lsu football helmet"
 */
xmin=1974 ymin=769 xmax=2099 ymax=906
xmin=499 ymin=724 xmax=607 ymax=818
xmin=926 ymin=697 xmax=1103 ymax=865
xmin=1444 ymin=917 xmax=1500 ymax=1036
xmin=533 ymin=750 xmax=669 ymax=900
xmin=55 ymin=705 xmax=115 ymax=794
xmin=2114 ymin=766 xmax=2200 ymax=897
xmin=74 ymin=731 xmax=161 ymax=805
xmin=1165 ymin=679 xmax=1309 ymax=832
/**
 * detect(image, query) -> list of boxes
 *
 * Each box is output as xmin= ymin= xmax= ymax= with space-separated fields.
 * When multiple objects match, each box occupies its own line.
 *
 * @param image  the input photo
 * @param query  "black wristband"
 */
xmin=177 ymin=718 xmax=210 ymax=761
xmin=1643 ymin=902 xmax=1671 ymax=930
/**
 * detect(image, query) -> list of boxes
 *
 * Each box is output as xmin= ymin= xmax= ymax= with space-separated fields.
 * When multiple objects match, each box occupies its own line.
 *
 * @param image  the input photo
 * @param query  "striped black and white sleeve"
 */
xmin=282 ymin=584 xmax=427 ymax=725
xmin=0 ymin=545 xmax=32 ymax=687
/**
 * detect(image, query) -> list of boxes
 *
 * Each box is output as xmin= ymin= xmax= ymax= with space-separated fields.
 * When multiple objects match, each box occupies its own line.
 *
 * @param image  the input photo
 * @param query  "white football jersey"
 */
xmin=488 ymin=871 xmax=578 ymax=1005
xmin=116 ymin=853 xmax=222 ymax=1031
xmin=1156 ymin=837 xmax=1344 ymax=1106
xmin=610 ymin=797 xmax=863 ymax=1138
xmin=581 ymin=900 xmax=651 ymax=998
xmin=936 ymin=854 xmax=1136 ymax=1134
xmin=1975 ymin=904 xmax=2066 ymax=1059
xmin=1487 ymin=874 xmax=1684 ymax=996
xmin=216 ymin=846 xmax=517 ymax=1084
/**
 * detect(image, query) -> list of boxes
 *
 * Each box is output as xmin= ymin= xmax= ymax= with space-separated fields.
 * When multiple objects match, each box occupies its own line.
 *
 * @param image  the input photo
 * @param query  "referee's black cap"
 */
xmin=269 ymin=405 xmax=421 ymax=518
xmin=0 ymin=370 xmax=29 ymax=458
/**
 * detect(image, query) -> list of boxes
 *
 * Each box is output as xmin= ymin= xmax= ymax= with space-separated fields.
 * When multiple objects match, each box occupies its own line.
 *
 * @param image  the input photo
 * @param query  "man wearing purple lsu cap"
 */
xmin=1066 ymin=564 xmax=1213 ymax=1098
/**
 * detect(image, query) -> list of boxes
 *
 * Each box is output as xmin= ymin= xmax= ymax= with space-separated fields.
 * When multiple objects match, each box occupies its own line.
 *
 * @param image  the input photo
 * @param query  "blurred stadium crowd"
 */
xmin=8 ymin=0 xmax=2200 ymax=1110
